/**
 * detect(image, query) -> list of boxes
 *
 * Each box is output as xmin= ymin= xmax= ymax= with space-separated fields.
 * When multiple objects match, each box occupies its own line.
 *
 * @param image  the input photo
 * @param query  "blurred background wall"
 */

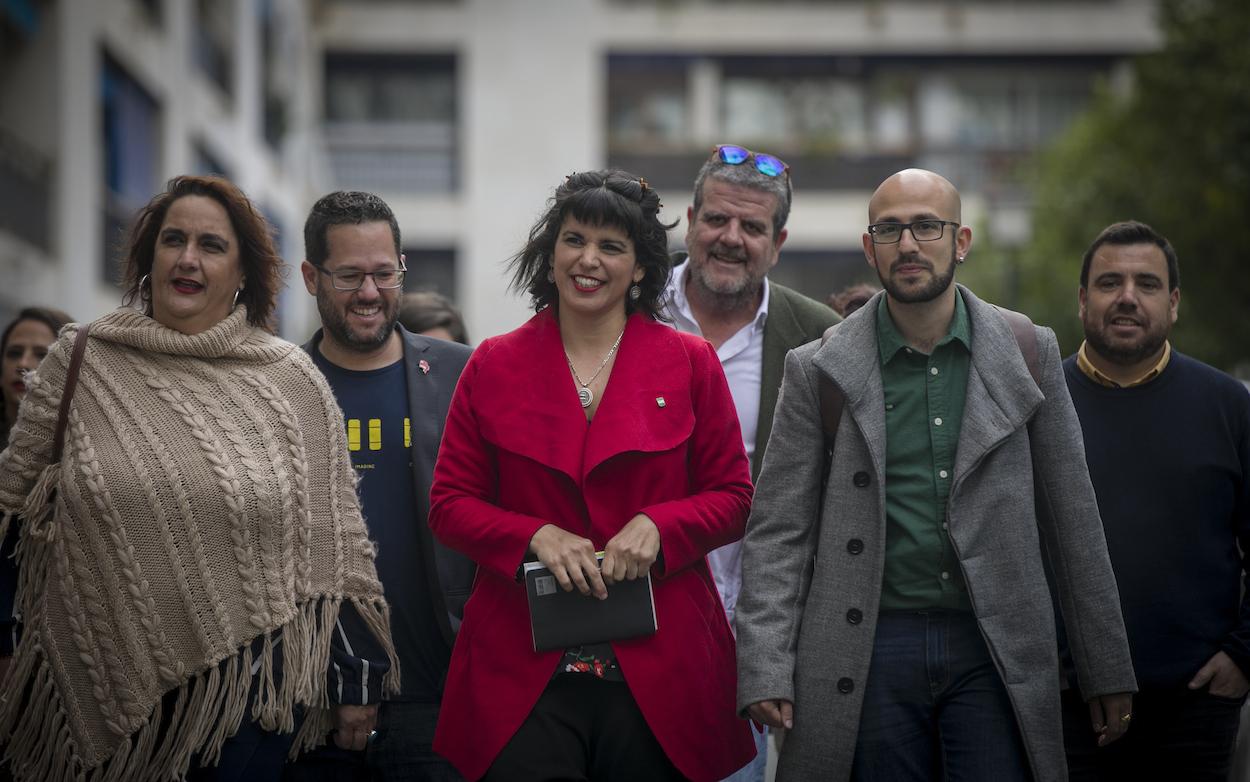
xmin=7 ymin=0 xmax=1245 ymax=375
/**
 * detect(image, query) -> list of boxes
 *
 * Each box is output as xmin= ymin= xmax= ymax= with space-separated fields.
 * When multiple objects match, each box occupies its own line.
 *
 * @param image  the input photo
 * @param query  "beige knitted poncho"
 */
xmin=0 ymin=307 xmax=398 ymax=781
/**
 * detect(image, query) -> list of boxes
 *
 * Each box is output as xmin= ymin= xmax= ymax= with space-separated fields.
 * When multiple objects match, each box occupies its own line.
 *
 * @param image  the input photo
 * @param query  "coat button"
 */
xmin=837 ymin=677 xmax=854 ymax=694
xmin=846 ymin=539 xmax=864 ymax=555
xmin=846 ymin=608 xmax=863 ymax=624
xmin=853 ymin=471 xmax=871 ymax=488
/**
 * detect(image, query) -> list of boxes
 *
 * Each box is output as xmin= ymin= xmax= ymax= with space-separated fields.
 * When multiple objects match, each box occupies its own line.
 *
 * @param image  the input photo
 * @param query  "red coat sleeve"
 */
xmin=428 ymin=342 xmax=549 ymax=581
xmin=641 ymin=336 xmax=754 ymax=576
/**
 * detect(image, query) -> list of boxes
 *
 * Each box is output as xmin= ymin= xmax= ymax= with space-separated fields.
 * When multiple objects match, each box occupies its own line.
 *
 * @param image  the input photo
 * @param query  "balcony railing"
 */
xmin=324 ymin=121 xmax=456 ymax=194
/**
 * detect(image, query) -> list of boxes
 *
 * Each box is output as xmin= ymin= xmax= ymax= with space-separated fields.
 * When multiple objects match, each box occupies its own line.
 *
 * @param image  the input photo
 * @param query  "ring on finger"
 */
xmin=1119 ymin=713 xmax=1133 ymax=723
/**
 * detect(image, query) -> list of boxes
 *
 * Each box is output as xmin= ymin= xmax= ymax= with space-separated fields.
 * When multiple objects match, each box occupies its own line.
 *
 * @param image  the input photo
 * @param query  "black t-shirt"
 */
xmin=312 ymin=350 xmax=451 ymax=702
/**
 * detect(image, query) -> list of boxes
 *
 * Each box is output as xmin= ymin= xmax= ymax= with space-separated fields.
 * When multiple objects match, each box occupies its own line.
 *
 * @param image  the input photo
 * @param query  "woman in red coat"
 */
xmin=428 ymin=170 xmax=757 ymax=780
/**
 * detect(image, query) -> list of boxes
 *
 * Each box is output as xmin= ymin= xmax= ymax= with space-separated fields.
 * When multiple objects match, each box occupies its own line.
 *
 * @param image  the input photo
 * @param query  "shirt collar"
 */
xmin=666 ymin=257 xmax=770 ymax=335
xmin=876 ymin=287 xmax=971 ymax=365
xmin=1076 ymin=340 xmax=1171 ymax=387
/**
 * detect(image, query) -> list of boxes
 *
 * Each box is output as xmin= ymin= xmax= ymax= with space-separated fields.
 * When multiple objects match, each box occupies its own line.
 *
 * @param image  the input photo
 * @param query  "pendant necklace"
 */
xmin=565 ymin=326 xmax=626 ymax=408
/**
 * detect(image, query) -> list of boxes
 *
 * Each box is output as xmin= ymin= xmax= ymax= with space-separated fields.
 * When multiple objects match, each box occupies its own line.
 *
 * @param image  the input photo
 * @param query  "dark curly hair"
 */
xmin=303 ymin=191 xmax=402 ymax=268
xmin=508 ymin=170 xmax=676 ymax=319
xmin=120 ymin=175 xmax=284 ymax=330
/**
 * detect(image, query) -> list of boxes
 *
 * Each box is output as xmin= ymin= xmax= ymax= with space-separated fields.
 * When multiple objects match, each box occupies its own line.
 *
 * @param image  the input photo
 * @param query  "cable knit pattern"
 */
xmin=0 ymin=307 xmax=397 ymax=782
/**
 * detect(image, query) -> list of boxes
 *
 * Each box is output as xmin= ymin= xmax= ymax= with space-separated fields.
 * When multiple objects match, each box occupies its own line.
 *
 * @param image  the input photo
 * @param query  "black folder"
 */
xmin=523 ymin=556 xmax=658 ymax=652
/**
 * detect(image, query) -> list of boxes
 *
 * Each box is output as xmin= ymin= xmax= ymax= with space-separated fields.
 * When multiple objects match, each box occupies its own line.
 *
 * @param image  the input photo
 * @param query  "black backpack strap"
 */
xmin=816 ymin=327 xmax=845 ymax=488
xmin=993 ymin=306 xmax=1042 ymax=386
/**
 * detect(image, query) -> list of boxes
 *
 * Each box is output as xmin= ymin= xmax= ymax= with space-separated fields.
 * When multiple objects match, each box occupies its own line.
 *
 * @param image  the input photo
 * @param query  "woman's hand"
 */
xmin=529 ymin=524 xmax=606 ymax=600
xmin=602 ymin=514 xmax=660 ymax=585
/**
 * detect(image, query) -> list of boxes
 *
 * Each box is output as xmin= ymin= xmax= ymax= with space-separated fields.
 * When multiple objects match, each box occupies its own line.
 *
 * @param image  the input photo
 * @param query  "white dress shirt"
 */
xmin=661 ymin=260 xmax=769 ymax=630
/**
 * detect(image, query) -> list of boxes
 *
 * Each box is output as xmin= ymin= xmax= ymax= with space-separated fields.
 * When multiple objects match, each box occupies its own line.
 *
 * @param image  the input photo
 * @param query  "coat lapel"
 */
xmin=583 ymin=315 xmax=695 ymax=479
xmin=951 ymin=285 xmax=1044 ymax=482
xmin=811 ymin=294 xmax=888 ymax=482
xmin=471 ymin=310 xmax=590 ymax=484
xmin=401 ymin=329 xmax=441 ymax=510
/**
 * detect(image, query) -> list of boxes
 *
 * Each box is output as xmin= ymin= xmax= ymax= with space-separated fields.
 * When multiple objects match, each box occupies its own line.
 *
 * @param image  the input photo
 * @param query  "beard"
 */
xmin=877 ymin=246 xmax=957 ymax=304
xmin=315 ymin=285 xmax=399 ymax=353
xmin=1082 ymin=309 xmax=1168 ymax=366
xmin=687 ymin=243 xmax=766 ymax=310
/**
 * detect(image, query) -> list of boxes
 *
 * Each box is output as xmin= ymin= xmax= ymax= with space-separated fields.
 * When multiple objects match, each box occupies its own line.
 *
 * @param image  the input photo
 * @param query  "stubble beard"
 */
xmin=1083 ymin=310 xmax=1168 ymax=367
xmin=316 ymin=285 xmax=398 ymax=353
xmin=878 ymin=245 xmax=957 ymax=305
xmin=687 ymin=246 xmax=766 ymax=313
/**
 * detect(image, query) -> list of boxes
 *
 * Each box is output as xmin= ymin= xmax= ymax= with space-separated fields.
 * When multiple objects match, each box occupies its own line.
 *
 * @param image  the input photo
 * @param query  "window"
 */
xmin=259 ymin=0 xmax=290 ymax=149
xmin=324 ymin=53 xmax=457 ymax=193
xmin=101 ymin=52 xmax=160 ymax=283
xmin=402 ymin=247 xmax=457 ymax=299
xmin=608 ymin=53 xmax=1116 ymax=193
xmin=194 ymin=0 xmax=233 ymax=97
xmin=194 ymin=142 xmax=228 ymax=177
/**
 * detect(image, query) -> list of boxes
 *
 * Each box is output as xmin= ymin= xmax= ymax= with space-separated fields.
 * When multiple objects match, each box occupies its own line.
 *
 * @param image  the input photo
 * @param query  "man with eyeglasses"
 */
xmin=659 ymin=144 xmax=838 ymax=780
xmin=1058 ymin=221 xmax=1250 ymax=781
xmin=289 ymin=191 xmax=473 ymax=781
xmin=736 ymin=169 xmax=1136 ymax=781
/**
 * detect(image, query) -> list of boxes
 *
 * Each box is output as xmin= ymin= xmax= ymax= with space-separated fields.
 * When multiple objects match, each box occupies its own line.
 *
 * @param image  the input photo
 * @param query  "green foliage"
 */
xmin=1017 ymin=0 xmax=1250 ymax=373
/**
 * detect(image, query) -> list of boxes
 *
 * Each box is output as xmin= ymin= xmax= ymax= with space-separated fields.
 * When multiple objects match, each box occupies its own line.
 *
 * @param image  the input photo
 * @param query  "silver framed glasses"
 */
xmin=867 ymin=220 xmax=959 ymax=244
xmin=317 ymin=264 xmax=407 ymax=291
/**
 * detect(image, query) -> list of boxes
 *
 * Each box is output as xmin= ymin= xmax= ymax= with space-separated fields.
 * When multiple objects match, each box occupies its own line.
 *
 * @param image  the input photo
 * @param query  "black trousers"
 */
xmin=1062 ymin=685 xmax=1244 ymax=782
xmin=483 ymin=674 xmax=686 ymax=782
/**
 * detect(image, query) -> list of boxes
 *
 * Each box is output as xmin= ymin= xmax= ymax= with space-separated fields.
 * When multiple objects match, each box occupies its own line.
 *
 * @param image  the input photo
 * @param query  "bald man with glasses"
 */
xmin=736 ymin=169 xmax=1136 ymax=782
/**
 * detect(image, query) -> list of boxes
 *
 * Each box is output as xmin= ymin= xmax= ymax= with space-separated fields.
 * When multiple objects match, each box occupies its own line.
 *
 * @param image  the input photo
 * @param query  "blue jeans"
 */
xmin=851 ymin=611 xmax=1030 ymax=782
xmin=720 ymin=723 xmax=766 ymax=782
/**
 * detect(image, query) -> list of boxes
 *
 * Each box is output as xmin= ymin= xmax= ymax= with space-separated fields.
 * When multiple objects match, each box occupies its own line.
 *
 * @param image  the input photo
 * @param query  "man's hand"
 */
xmin=332 ymin=703 xmax=379 ymax=751
xmin=1087 ymin=692 xmax=1133 ymax=747
xmin=1189 ymin=650 xmax=1250 ymax=699
xmin=747 ymin=699 xmax=794 ymax=730
xmin=602 ymin=514 xmax=660 ymax=585
xmin=529 ymin=524 xmax=606 ymax=599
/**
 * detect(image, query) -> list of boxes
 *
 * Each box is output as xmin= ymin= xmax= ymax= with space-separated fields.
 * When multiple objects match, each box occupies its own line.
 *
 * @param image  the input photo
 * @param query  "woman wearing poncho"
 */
xmin=0 ymin=176 xmax=398 ymax=781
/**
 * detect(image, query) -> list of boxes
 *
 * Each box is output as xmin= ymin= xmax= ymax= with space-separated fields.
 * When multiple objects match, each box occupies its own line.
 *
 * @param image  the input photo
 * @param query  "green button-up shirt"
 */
xmin=877 ymin=291 xmax=973 ymax=612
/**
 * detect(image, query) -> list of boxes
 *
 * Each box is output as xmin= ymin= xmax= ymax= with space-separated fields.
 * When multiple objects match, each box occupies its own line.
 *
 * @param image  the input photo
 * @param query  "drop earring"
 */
xmin=628 ymin=284 xmax=641 ymax=302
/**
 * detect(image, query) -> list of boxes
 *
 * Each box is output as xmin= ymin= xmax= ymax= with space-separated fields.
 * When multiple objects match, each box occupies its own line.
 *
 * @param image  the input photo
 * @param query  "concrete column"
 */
xmin=458 ymin=0 xmax=602 ymax=341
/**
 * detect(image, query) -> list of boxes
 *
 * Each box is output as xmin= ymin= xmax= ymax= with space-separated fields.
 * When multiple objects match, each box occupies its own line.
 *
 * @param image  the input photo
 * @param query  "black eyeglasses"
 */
xmin=713 ymin=145 xmax=790 ymax=179
xmin=317 ymin=264 xmax=407 ymax=291
xmin=867 ymin=220 xmax=959 ymax=244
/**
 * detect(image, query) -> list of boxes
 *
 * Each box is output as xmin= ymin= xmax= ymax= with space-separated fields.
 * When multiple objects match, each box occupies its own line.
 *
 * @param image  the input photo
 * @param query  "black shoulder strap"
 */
xmin=52 ymin=324 xmax=90 ymax=465
xmin=816 ymin=327 xmax=845 ymax=489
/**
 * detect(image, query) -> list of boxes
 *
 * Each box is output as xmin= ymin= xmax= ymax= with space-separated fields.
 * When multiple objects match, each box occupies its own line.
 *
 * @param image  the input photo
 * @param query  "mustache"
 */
xmin=890 ymin=254 xmax=933 ymax=273
xmin=709 ymin=244 xmax=748 ymax=263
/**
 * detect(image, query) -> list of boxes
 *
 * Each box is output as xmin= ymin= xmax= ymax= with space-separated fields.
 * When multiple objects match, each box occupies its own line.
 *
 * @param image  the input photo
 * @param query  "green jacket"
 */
xmin=754 ymin=281 xmax=840 ymax=479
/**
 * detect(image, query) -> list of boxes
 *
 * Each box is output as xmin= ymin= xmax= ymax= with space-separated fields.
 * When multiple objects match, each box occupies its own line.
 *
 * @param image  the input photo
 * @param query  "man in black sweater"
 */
xmin=1061 ymin=220 xmax=1250 ymax=780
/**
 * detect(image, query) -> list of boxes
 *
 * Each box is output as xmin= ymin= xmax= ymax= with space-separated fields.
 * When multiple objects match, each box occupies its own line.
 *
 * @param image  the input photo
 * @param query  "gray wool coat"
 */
xmin=736 ymin=285 xmax=1137 ymax=782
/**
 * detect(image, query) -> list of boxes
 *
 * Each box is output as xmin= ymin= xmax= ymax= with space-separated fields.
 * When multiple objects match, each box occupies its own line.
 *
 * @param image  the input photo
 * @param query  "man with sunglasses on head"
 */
xmin=736 ymin=169 xmax=1137 ymax=781
xmin=288 ymin=191 xmax=473 ymax=781
xmin=660 ymin=144 xmax=838 ymax=781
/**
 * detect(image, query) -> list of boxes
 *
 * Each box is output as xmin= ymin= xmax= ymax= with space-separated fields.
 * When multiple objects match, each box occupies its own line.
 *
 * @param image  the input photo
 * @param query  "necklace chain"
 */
xmin=565 ymin=326 xmax=626 ymax=408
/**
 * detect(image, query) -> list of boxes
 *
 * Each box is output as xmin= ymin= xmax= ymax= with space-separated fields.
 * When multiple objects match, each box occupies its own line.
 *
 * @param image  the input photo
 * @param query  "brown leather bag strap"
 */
xmin=51 ymin=324 xmax=90 ymax=465
xmin=993 ymin=306 xmax=1042 ymax=386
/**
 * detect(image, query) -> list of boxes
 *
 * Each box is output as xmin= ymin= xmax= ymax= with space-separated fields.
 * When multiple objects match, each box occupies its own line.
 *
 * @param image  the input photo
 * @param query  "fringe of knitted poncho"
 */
xmin=0 ymin=307 xmax=399 ymax=781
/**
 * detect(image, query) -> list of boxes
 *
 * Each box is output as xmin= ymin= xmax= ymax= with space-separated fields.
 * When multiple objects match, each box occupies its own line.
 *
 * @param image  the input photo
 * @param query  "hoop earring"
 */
xmin=138 ymin=274 xmax=151 ymax=305
xmin=232 ymin=288 xmax=242 ymax=308
xmin=628 ymin=284 xmax=641 ymax=302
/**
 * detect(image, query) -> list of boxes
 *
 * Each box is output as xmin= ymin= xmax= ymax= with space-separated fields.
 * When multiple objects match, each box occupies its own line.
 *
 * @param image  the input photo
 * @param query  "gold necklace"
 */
xmin=565 ymin=327 xmax=626 ymax=408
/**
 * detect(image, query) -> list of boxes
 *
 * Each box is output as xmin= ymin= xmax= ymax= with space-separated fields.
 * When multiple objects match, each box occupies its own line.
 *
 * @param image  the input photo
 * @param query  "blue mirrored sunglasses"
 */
xmin=715 ymin=145 xmax=789 ymax=178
